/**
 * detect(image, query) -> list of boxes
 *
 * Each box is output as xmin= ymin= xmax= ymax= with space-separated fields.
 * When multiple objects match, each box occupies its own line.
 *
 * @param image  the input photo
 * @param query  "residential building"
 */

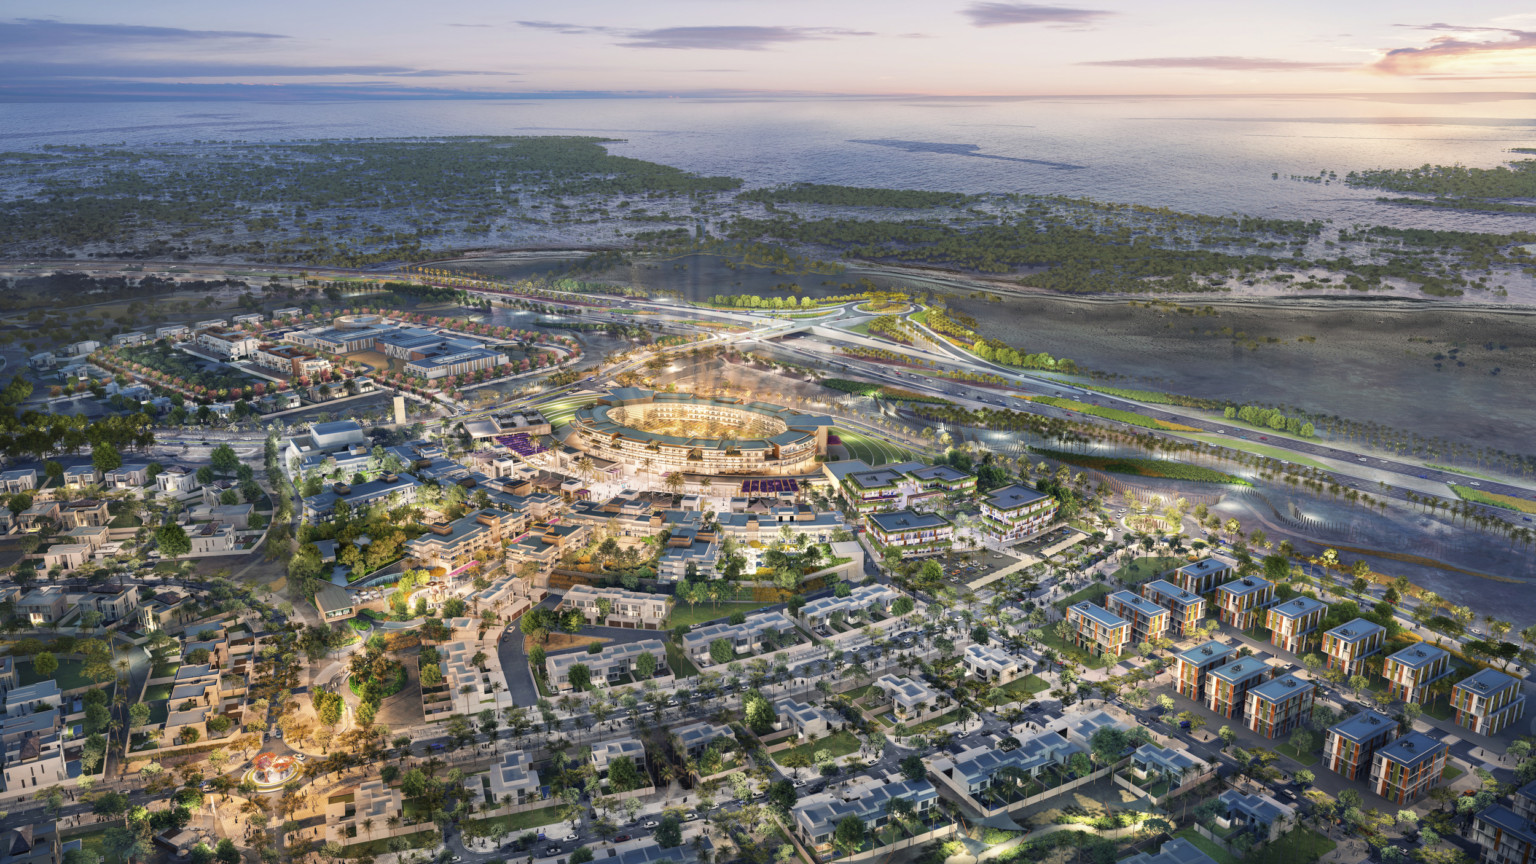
xmin=1119 ymin=839 xmax=1219 ymax=864
xmin=866 ymin=509 xmax=953 ymax=555
xmin=682 ymin=611 xmax=800 ymax=666
xmin=798 ymin=584 xmax=899 ymax=631
xmin=792 ymin=778 xmax=939 ymax=861
xmin=0 ymin=731 xmax=65 ymax=793
xmin=195 ymin=319 xmax=228 ymax=330
xmin=232 ymin=313 xmax=263 ymax=327
xmin=4 ymin=682 xmax=61 ymax=716
xmin=1381 ymin=644 xmax=1452 ymax=705
xmin=825 ymin=460 xmax=956 ymax=514
xmin=874 ymin=675 xmax=949 ymax=725
xmin=155 ymin=325 xmax=190 ymax=341
xmin=1126 ymin=745 xmax=1211 ymax=794
xmin=1140 ymin=580 xmax=1206 ymax=637
xmin=253 ymin=344 xmax=331 ymax=379
xmin=156 ymin=466 xmax=198 ymax=495
xmin=545 ymin=640 xmax=667 ymax=691
xmin=1174 ymin=641 xmax=1236 ymax=701
xmin=1245 ymin=672 xmax=1314 ymax=739
xmin=591 ymin=738 xmax=647 ymax=781
xmin=774 ymin=699 xmax=843 ymax=739
xmin=1206 ymin=655 xmax=1273 ymax=720
xmin=300 ymin=473 xmax=421 ymax=523
xmin=103 ymin=464 xmax=150 ymax=490
xmin=1214 ymin=576 xmax=1275 ymax=629
xmin=40 ymin=544 xmax=90 ymax=573
xmin=1453 ymin=668 xmax=1527 ymax=736
xmin=962 ymin=643 xmax=1023 ymax=684
xmin=77 ymin=584 xmax=139 ymax=624
xmin=1324 ymin=710 xmax=1396 ymax=781
xmin=672 ymin=721 xmax=732 ymax=759
xmin=0 ymin=820 xmax=62 ymax=864
xmin=16 ymin=589 xmax=67 ymax=627
xmin=1264 ymin=596 xmax=1328 ymax=654
xmin=488 ymin=750 xmax=541 ymax=806
xmin=1320 ymin=618 xmax=1386 ymax=676
xmin=62 ymin=466 xmax=98 ymax=490
xmin=194 ymin=326 xmax=260 ymax=360
xmin=272 ymin=307 xmax=303 ymax=320
xmin=138 ymin=590 xmax=193 ymax=632
xmin=560 ymin=585 xmax=671 ymax=629
xmin=404 ymin=508 xmax=527 ymax=575
xmin=978 ymin=484 xmax=1056 ymax=543
xmin=1471 ymin=804 xmax=1536 ymax=864
xmin=58 ymin=499 xmax=110 ymax=529
xmin=0 ymin=470 xmax=36 ymax=495
xmin=1171 ymin=557 xmax=1233 ymax=596
xmin=1105 ymin=590 xmax=1170 ymax=646
xmin=930 ymin=733 xmax=1081 ymax=800
xmin=657 ymin=525 xmax=720 ymax=581
xmin=1065 ymin=602 xmax=1131 ymax=658
xmin=1370 ymin=732 xmax=1447 ymax=804
xmin=1213 ymin=789 xmax=1295 ymax=843
xmin=188 ymin=522 xmax=236 ymax=554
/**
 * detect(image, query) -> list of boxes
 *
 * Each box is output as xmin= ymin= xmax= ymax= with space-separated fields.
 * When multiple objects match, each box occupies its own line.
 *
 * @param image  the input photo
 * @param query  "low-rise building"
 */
xmin=545 ymin=639 xmax=667 ymax=692
xmin=254 ymin=343 xmax=331 ymax=379
xmin=1171 ymin=557 xmax=1232 ymax=596
xmin=1213 ymin=576 xmax=1275 ymax=629
xmin=312 ymin=583 xmax=356 ymax=623
xmin=0 ymin=470 xmax=36 ymax=495
xmin=978 ymin=484 xmax=1056 ymax=543
xmin=1264 ymin=596 xmax=1328 ymax=654
xmin=1471 ymin=800 xmax=1536 ymax=864
xmin=1320 ymin=618 xmax=1385 ymax=676
xmin=774 ymin=699 xmax=843 ymax=739
xmin=1065 ymin=602 xmax=1131 ymax=658
xmin=1381 ymin=644 xmax=1452 ymax=705
xmin=404 ymin=508 xmax=526 ymax=575
xmin=1370 ymin=732 xmax=1447 ymax=804
xmin=1213 ymin=789 xmax=1295 ymax=843
xmin=672 ymin=721 xmax=732 ymax=758
xmin=1140 ymin=580 xmax=1205 ymax=636
xmin=16 ymin=588 xmax=67 ymax=627
xmin=1126 ymin=744 xmax=1211 ymax=794
xmin=962 ymin=643 xmax=1022 ymax=684
xmin=188 ymin=522 xmax=236 ymax=554
xmin=0 ymin=730 xmax=66 ymax=794
xmin=156 ymin=466 xmax=199 ymax=496
xmin=1324 ymin=710 xmax=1396 ymax=781
xmin=1207 ymin=654 xmax=1273 ymax=720
xmin=59 ymin=499 xmax=110 ymax=529
xmin=194 ymin=326 xmax=260 ymax=360
xmin=4 ymin=682 xmax=61 ymax=716
xmin=866 ymin=509 xmax=952 ymax=555
xmin=1105 ymin=590 xmax=1170 ymax=646
xmin=591 ymin=737 xmax=647 ymax=780
xmin=300 ymin=473 xmax=421 ymax=523
xmin=77 ymin=584 xmax=140 ymax=623
xmin=874 ymin=674 xmax=949 ymax=725
xmin=155 ymin=325 xmax=190 ymax=341
xmin=792 ymin=778 xmax=939 ymax=862
xmin=62 ymin=466 xmax=98 ymax=490
xmin=1452 ymin=668 xmax=1527 ymax=736
xmin=682 ymin=611 xmax=800 ymax=666
xmin=1120 ymin=838 xmax=1219 ymax=864
xmin=798 ymin=584 xmax=899 ymax=631
xmin=488 ymin=750 xmax=541 ymax=806
xmin=1174 ymin=641 xmax=1236 ymax=701
xmin=1245 ymin=671 xmax=1314 ymax=739
xmin=560 ymin=585 xmax=671 ymax=629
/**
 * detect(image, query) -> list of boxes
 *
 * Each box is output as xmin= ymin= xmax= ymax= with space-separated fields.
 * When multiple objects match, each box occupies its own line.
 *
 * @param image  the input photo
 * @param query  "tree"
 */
xmin=635 ymin=651 xmax=658 ymax=681
xmin=571 ymin=849 xmax=595 ymax=864
xmin=833 ymin=816 xmax=866 ymax=859
xmin=156 ymin=523 xmax=191 ymax=558
xmin=567 ymin=664 xmax=592 ymax=691
xmin=743 ymin=690 xmax=775 ymax=736
xmin=766 ymin=780 xmax=796 ymax=818
xmin=654 ymin=817 xmax=683 ymax=849
xmin=607 ymin=756 xmax=643 ymax=793
xmin=900 ymin=755 xmax=926 ymax=782
xmin=210 ymin=444 xmax=240 ymax=477
xmin=709 ymin=639 xmax=734 ymax=666
xmin=1294 ymin=769 xmax=1315 ymax=787
xmin=92 ymin=443 xmax=122 ymax=475
xmin=32 ymin=652 xmax=57 ymax=679
xmin=1218 ymin=726 xmax=1237 ymax=750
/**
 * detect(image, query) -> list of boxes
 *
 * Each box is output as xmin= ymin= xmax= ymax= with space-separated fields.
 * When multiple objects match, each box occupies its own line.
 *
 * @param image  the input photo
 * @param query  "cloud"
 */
xmin=616 ymin=26 xmax=874 ymax=50
xmin=515 ymin=20 xmax=616 ymax=36
xmin=0 ymin=18 xmax=286 ymax=50
xmin=1082 ymin=56 xmax=1352 ymax=71
xmin=0 ymin=61 xmax=510 ymax=80
xmin=961 ymin=3 xmax=1113 ymax=28
xmin=1376 ymin=24 xmax=1536 ymax=75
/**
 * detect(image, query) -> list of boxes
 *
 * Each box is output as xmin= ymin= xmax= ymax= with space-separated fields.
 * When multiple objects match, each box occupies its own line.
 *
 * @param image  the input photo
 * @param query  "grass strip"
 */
xmin=1030 ymin=448 xmax=1250 ymax=486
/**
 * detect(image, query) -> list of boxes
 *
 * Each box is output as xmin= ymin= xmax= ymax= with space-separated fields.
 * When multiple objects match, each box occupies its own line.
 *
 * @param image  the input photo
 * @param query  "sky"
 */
xmin=2 ymin=1 xmax=1535 ymax=100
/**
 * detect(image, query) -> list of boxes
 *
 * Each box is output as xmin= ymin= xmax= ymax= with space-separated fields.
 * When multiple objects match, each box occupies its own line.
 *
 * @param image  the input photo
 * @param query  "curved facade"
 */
xmin=571 ymin=388 xmax=831 ymax=476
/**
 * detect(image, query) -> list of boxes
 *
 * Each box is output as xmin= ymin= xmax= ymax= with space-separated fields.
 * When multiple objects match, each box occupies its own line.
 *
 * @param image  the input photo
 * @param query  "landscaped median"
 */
xmin=1020 ymin=395 xmax=1200 ymax=432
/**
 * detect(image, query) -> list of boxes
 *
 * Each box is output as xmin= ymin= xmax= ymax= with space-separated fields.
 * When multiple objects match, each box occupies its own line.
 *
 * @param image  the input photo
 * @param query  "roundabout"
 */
xmin=243 ymin=752 xmax=302 ymax=791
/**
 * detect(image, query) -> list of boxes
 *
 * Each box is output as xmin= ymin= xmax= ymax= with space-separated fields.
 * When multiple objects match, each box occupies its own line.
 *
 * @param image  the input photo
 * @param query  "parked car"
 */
xmin=545 ymin=849 xmax=561 ymax=858
xmin=615 ymin=835 xmax=631 ymax=843
xmin=642 ymin=821 xmax=659 ymax=829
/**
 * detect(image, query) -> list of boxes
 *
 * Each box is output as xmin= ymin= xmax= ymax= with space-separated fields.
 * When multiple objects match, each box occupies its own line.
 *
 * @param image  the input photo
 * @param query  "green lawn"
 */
xmin=1174 ymin=829 xmax=1240 ymax=864
xmin=986 ymin=674 xmax=1050 ymax=705
xmin=19 ymin=658 xmax=93 ymax=691
xmin=150 ymin=661 xmax=181 ymax=680
xmin=1276 ymin=741 xmax=1319 ymax=766
xmin=840 ymin=684 xmax=876 ymax=702
xmin=1247 ymin=828 xmax=1336 ymax=864
xmin=349 ymin=664 xmax=408 ymax=700
xmin=773 ymin=730 xmax=862 ymax=765
xmin=462 ymin=805 xmax=567 ymax=836
xmin=1186 ymin=434 xmax=1332 ymax=471
xmin=63 ymin=828 xmax=169 ymax=864
xmin=1111 ymin=556 xmax=1184 ymax=585
xmin=1443 ymin=764 xmax=1463 ymax=782
xmin=1423 ymin=695 xmax=1456 ymax=721
xmin=1053 ymin=582 xmax=1112 ymax=611
xmin=664 ymin=642 xmax=700 ymax=679
xmin=1030 ymin=627 xmax=1109 ymax=669
xmin=338 ymin=829 xmax=440 ymax=859
xmin=894 ymin=708 xmax=966 ymax=737
xmin=667 ymin=600 xmax=777 ymax=630
xmin=832 ymin=427 xmax=915 ymax=467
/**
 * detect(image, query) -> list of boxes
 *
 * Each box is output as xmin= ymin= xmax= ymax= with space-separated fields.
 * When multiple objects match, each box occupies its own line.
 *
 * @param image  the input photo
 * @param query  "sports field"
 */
xmin=538 ymin=394 xmax=599 ymax=428
xmin=833 ymin=427 xmax=915 ymax=467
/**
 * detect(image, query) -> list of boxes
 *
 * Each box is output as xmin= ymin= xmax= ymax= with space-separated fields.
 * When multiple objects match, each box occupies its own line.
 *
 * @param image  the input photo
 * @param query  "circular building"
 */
xmin=570 ymin=388 xmax=831 ymax=476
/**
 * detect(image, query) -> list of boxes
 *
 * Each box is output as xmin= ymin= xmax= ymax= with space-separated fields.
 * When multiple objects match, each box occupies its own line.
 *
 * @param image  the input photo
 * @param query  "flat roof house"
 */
xmin=1214 ymin=789 xmax=1295 ymax=843
xmin=1264 ymin=596 xmax=1328 ymax=654
xmin=1324 ymin=709 xmax=1395 ymax=781
xmin=1452 ymin=668 xmax=1527 ymax=736
xmin=1207 ymin=655 xmax=1273 ymax=720
xmin=1141 ymin=580 xmax=1205 ymax=637
xmin=875 ymin=674 xmax=949 ymax=725
xmin=1174 ymin=641 xmax=1236 ymax=701
xmin=488 ymin=750 xmax=541 ymax=806
xmin=1213 ymin=576 xmax=1275 ymax=630
xmin=1119 ymin=838 xmax=1219 ymax=864
xmin=1127 ymin=744 xmax=1210 ymax=792
xmin=774 ymin=699 xmax=844 ymax=740
xmin=672 ymin=721 xmax=732 ymax=758
xmin=792 ymin=778 xmax=939 ymax=862
xmin=1381 ymin=644 xmax=1452 ymax=705
xmin=682 ymin=611 xmax=800 ymax=667
xmin=561 ymin=585 xmax=671 ymax=629
xmin=1320 ymin=618 xmax=1386 ymax=677
xmin=301 ymin=473 xmax=421 ymax=523
xmin=962 ymin=643 xmax=1022 ymax=685
xmin=1105 ymin=590 xmax=1170 ymax=646
xmin=1172 ymin=557 xmax=1232 ymax=596
xmin=1370 ymin=732 xmax=1447 ymax=804
xmin=404 ymin=507 xmax=527 ymax=576
xmin=867 ymin=509 xmax=952 ymax=556
xmin=545 ymin=639 xmax=667 ymax=692
xmin=590 ymin=737 xmax=647 ymax=779
xmin=798 ymin=584 xmax=898 ymax=631
xmin=1245 ymin=671 xmax=1314 ymax=740
xmin=1066 ymin=602 xmax=1131 ymax=658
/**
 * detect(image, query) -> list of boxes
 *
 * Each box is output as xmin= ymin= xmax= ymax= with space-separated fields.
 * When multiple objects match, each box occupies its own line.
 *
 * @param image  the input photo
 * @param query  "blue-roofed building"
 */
xmin=874 ymin=675 xmax=950 ymax=725
xmin=867 ymin=509 xmax=953 ymax=555
xmin=1324 ymin=709 xmax=1395 ymax=781
xmin=1381 ymin=644 xmax=1451 ymax=705
xmin=1174 ymin=641 xmax=1236 ymax=701
xmin=1120 ymin=838 xmax=1219 ymax=864
xmin=1264 ymin=595 xmax=1328 ymax=654
xmin=1172 ymin=557 xmax=1233 ymax=595
xmin=1126 ymin=744 xmax=1210 ymax=794
xmin=1206 ymin=654 xmax=1273 ymax=719
xmin=929 ymin=733 xmax=1080 ymax=808
xmin=1066 ymin=602 xmax=1131 ymax=658
xmin=1214 ymin=789 xmax=1295 ymax=843
xmin=792 ymin=777 xmax=941 ymax=861
xmin=979 ymin=484 xmax=1056 ymax=543
xmin=1141 ymin=580 xmax=1206 ymax=636
xmin=1245 ymin=671 xmax=1314 ymax=739
xmin=1321 ymin=618 xmax=1385 ymax=676
xmin=1453 ymin=667 xmax=1527 ymax=736
xmin=1472 ymin=804 xmax=1536 ymax=864
xmin=1105 ymin=590 xmax=1170 ymax=645
xmin=300 ymin=473 xmax=421 ymax=523
xmin=1371 ymin=732 xmax=1448 ymax=804
xmin=1214 ymin=576 xmax=1275 ymax=629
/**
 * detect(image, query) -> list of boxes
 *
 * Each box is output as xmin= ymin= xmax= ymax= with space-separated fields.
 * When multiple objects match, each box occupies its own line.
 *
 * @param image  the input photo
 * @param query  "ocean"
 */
xmin=1 ymin=95 xmax=1533 ymax=232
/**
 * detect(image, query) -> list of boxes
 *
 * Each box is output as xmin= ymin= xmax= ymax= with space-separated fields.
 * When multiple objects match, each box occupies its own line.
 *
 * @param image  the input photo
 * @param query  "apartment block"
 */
xmin=194 ymin=326 xmax=260 ymax=360
xmin=866 ymin=509 xmax=953 ymax=555
xmin=1141 ymin=580 xmax=1206 ymax=637
xmin=1206 ymin=655 xmax=1273 ymax=720
xmin=1381 ymin=644 xmax=1452 ymax=705
xmin=1245 ymin=672 xmax=1314 ymax=739
xmin=1105 ymin=590 xmax=1170 ymax=647
xmin=1453 ymin=668 xmax=1527 ymax=736
xmin=404 ymin=507 xmax=527 ymax=575
xmin=1171 ymin=557 xmax=1233 ymax=596
xmin=1471 ymin=803 xmax=1536 ymax=864
xmin=1320 ymin=618 xmax=1386 ymax=676
xmin=978 ymin=484 xmax=1056 ymax=543
xmin=1066 ymin=602 xmax=1131 ymax=658
xmin=1214 ymin=576 xmax=1275 ymax=629
xmin=1370 ymin=732 xmax=1447 ymax=804
xmin=1265 ymin=596 xmax=1328 ymax=654
xmin=1174 ymin=641 xmax=1236 ymax=701
xmin=254 ymin=343 xmax=331 ymax=379
xmin=1324 ymin=710 xmax=1395 ymax=781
